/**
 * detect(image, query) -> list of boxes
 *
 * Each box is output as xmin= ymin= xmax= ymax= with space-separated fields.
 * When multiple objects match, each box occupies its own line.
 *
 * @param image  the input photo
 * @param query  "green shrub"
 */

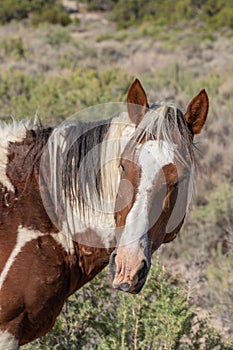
xmin=209 ymin=7 xmax=233 ymax=29
xmin=81 ymin=0 xmax=116 ymax=11
xmin=110 ymin=0 xmax=192 ymax=29
xmin=0 ymin=67 xmax=132 ymax=123
xmin=0 ymin=35 xmax=29 ymax=59
xmin=32 ymin=3 xmax=71 ymax=26
xmin=0 ymin=0 xmax=30 ymax=23
xmin=23 ymin=260 xmax=232 ymax=349
xmin=0 ymin=0 xmax=71 ymax=26
xmin=45 ymin=26 xmax=74 ymax=46
xmin=109 ymin=0 xmax=233 ymax=32
xmin=111 ymin=0 xmax=147 ymax=29
xmin=96 ymin=33 xmax=114 ymax=43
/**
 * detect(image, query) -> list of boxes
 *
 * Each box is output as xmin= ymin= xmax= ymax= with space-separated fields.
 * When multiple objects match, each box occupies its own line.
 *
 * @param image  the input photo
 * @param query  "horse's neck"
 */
xmin=66 ymin=241 xmax=111 ymax=295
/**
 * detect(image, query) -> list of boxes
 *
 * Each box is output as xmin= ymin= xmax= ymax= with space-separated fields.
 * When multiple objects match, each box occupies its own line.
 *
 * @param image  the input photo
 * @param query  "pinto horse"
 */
xmin=0 ymin=79 xmax=208 ymax=348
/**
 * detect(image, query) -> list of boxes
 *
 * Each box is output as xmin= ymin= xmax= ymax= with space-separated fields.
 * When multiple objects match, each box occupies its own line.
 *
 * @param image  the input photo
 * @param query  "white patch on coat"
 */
xmin=51 ymin=227 xmax=74 ymax=253
xmin=0 ymin=227 xmax=43 ymax=290
xmin=119 ymin=140 xmax=175 ymax=246
xmin=0 ymin=120 xmax=32 ymax=192
xmin=0 ymin=226 xmax=76 ymax=290
xmin=0 ymin=330 xmax=18 ymax=350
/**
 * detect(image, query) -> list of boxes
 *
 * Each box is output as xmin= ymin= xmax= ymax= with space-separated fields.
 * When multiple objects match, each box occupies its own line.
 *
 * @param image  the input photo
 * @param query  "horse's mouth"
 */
xmin=113 ymin=276 xmax=147 ymax=294
xmin=129 ymin=283 xmax=145 ymax=294
xmin=128 ymin=278 xmax=147 ymax=294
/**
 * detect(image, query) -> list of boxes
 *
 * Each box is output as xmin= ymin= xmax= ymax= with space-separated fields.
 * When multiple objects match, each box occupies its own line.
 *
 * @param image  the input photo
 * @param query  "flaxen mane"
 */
xmin=39 ymin=112 xmax=135 ymax=247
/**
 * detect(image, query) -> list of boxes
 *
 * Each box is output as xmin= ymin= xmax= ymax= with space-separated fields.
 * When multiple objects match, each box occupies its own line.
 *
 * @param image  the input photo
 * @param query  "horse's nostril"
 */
xmin=142 ymin=259 xmax=147 ymax=268
xmin=138 ymin=259 xmax=148 ymax=280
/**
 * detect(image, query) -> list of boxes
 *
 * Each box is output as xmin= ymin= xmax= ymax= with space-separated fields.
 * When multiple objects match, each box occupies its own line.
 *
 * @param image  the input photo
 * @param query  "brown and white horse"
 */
xmin=0 ymin=79 xmax=208 ymax=348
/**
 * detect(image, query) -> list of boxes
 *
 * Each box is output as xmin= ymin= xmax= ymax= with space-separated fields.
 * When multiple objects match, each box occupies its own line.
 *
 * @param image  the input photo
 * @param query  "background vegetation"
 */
xmin=0 ymin=0 xmax=232 ymax=348
xmin=24 ymin=262 xmax=233 ymax=349
xmin=0 ymin=0 xmax=71 ymax=25
xmin=111 ymin=0 xmax=233 ymax=30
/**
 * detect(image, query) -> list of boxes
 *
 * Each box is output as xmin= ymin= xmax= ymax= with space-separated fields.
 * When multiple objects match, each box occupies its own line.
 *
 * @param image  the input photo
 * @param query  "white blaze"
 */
xmin=119 ymin=140 xmax=175 ymax=246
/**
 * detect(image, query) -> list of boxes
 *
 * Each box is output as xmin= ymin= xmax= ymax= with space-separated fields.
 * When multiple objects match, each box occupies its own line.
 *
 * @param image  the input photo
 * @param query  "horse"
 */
xmin=0 ymin=79 xmax=208 ymax=348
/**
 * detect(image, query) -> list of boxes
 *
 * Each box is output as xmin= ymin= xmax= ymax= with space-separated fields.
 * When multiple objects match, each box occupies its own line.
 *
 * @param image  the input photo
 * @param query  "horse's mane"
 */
xmin=41 ymin=113 xmax=134 ymax=246
xmin=62 ymin=119 xmax=112 ymax=209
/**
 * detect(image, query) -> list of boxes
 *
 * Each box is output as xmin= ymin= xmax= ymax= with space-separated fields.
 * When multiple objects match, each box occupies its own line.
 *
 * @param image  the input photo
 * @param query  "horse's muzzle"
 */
xmin=109 ymin=250 xmax=150 ymax=294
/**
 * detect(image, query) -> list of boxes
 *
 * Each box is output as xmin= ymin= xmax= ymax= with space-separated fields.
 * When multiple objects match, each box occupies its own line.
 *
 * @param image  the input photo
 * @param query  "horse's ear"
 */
xmin=184 ymin=89 xmax=209 ymax=135
xmin=127 ymin=79 xmax=149 ymax=126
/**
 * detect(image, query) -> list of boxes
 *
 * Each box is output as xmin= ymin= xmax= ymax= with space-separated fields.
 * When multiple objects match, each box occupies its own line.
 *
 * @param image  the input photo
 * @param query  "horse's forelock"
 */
xmin=134 ymin=102 xmax=195 ymax=167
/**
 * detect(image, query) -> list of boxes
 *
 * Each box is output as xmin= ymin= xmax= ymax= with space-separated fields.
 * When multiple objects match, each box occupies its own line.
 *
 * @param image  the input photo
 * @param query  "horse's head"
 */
xmin=110 ymin=79 xmax=209 ymax=293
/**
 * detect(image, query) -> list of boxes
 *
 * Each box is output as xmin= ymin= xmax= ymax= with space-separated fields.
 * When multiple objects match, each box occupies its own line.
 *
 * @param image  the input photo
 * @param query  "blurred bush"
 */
xmin=0 ymin=67 xmax=131 ymax=123
xmin=81 ymin=0 xmax=117 ymax=11
xmin=23 ymin=261 xmax=233 ymax=349
xmin=1 ymin=0 xmax=232 ymax=30
xmin=81 ymin=0 xmax=233 ymax=32
xmin=45 ymin=26 xmax=74 ymax=46
xmin=0 ymin=35 xmax=29 ymax=59
xmin=0 ymin=0 xmax=71 ymax=26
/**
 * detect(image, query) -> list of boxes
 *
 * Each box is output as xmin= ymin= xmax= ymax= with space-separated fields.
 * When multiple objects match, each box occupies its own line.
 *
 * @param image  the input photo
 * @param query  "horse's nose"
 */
xmin=113 ymin=282 xmax=131 ymax=292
